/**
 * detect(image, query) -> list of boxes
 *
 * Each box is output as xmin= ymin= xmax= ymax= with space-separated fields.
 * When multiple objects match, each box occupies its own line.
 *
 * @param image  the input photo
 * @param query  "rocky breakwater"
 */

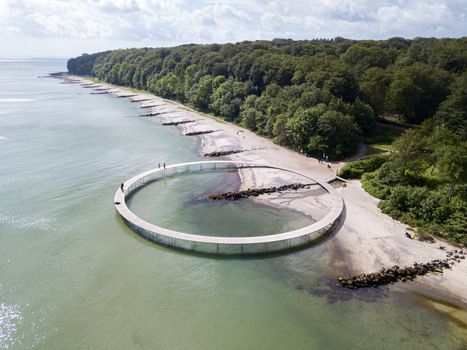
xmin=130 ymin=98 xmax=153 ymax=103
xmin=185 ymin=130 xmax=218 ymax=136
xmin=140 ymin=104 xmax=164 ymax=109
xmin=338 ymin=249 xmax=465 ymax=289
xmin=139 ymin=111 xmax=163 ymax=117
xmin=162 ymin=120 xmax=195 ymax=126
xmin=209 ymin=183 xmax=312 ymax=200
xmin=204 ymin=149 xmax=245 ymax=157
xmin=117 ymin=94 xmax=137 ymax=98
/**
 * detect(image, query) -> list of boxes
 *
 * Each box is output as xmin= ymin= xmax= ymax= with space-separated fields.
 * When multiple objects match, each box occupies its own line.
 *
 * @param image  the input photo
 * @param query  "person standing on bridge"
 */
xmin=120 ymin=183 xmax=124 ymax=192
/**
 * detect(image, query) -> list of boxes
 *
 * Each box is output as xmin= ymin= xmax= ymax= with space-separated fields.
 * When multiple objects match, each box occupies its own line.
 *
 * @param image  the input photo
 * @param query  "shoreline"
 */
xmin=71 ymin=76 xmax=467 ymax=310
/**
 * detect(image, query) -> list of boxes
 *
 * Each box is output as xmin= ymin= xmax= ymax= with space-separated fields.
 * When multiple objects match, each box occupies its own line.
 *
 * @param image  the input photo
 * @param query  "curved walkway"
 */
xmin=114 ymin=161 xmax=343 ymax=255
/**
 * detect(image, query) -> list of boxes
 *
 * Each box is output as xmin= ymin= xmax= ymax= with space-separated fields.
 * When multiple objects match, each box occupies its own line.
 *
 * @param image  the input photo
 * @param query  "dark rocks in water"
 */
xmin=141 ymin=104 xmax=163 ymax=109
xmin=185 ymin=130 xmax=217 ymax=136
xmin=209 ymin=183 xmax=311 ymax=200
xmin=117 ymin=94 xmax=137 ymax=98
xmin=162 ymin=120 xmax=195 ymax=126
xmin=48 ymin=72 xmax=68 ymax=77
xmin=130 ymin=98 xmax=153 ymax=103
xmin=204 ymin=149 xmax=245 ymax=157
xmin=139 ymin=112 xmax=162 ymax=117
xmin=337 ymin=249 xmax=466 ymax=289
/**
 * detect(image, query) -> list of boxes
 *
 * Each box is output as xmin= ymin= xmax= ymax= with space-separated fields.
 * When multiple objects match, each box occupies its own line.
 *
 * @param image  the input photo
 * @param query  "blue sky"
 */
xmin=0 ymin=0 xmax=465 ymax=58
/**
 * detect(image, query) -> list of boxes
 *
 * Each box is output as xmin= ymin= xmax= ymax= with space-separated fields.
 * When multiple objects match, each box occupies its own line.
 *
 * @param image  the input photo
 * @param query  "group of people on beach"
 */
xmin=318 ymin=154 xmax=329 ymax=163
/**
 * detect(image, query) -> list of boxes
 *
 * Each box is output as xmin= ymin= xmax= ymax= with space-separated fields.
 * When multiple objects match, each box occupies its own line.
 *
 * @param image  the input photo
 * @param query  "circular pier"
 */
xmin=114 ymin=161 xmax=343 ymax=255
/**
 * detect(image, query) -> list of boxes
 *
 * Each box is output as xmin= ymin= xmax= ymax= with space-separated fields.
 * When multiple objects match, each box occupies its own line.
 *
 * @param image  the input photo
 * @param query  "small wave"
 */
xmin=0 ymin=212 xmax=59 ymax=232
xmin=0 ymin=98 xmax=35 ymax=103
xmin=0 ymin=303 xmax=23 ymax=349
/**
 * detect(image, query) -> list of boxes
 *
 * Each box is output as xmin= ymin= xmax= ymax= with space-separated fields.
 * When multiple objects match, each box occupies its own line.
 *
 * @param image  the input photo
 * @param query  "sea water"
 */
xmin=0 ymin=59 xmax=465 ymax=349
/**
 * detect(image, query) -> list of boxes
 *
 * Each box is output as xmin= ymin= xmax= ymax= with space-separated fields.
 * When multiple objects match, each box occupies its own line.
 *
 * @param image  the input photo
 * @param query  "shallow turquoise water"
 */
xmin=128 ymin=171 xmax=315 ymax=237
xmin=0 ymin=59 xmax=464 ymax=349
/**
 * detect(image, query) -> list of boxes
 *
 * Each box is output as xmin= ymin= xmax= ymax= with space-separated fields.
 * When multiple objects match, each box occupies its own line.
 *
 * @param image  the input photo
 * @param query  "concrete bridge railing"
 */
xmin=114 ymin=161 xmax=343 ymax=255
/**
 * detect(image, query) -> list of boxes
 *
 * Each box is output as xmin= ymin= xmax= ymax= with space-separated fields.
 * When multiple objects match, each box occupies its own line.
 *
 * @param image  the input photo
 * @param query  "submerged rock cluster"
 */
xmin=203 ymin=149 xmax=245 ymax=157
xmin=209 ymin=183 xmax=311 ymax=200
xmin=162 ymin=120 xmax=195 ymax=126
xmin=338 ymin=249 xmax=465 ymax=289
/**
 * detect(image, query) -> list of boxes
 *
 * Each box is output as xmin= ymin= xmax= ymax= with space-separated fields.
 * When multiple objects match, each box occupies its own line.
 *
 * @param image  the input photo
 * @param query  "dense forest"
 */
xmin=68 ymin=37 xmax=466 ymax=245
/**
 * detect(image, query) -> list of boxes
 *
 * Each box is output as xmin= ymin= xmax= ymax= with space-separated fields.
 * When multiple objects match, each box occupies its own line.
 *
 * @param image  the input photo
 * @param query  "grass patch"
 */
xmin=378 ymin=114 xmax=420 ymax=128
xmin=363 ymin=122 xmax=403 ymax=153
xmin=364 ymin=145 xmax=387 ymax=157
xmin=339 ymin=155 xmax=390 ymax=179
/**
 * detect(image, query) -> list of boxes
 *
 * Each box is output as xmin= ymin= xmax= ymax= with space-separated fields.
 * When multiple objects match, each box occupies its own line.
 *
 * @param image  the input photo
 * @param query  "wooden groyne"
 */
xmin=209 ymin=183 xmax=312 ymax=200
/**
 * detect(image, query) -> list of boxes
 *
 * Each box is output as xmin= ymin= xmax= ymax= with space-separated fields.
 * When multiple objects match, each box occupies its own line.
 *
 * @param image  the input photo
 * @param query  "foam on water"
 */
xmin=0 ymin=212 xmax=59 ymax=232
xmin=0 ymin=303 xmax=23 ymax=349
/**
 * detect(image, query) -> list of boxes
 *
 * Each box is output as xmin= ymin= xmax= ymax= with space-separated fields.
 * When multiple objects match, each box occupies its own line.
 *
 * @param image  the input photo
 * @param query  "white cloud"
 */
xmin=0 ymin=0 xmax=465 ymax=57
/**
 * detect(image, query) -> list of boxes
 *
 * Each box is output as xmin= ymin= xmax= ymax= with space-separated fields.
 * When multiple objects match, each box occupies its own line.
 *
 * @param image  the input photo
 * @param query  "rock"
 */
xmin=204 ymin=149 xmax=245 ymax=157
xmin=185 ymin=130 xmax=217 ymax=136
xmin=337 ymin=258 xmax=458 ymax=290
xmin=139 ymin=112 xmax=162 ymax=117
xmin=208 ymin=183 xmax=312 ymax=201
xmin=162 ymin=120 xmax=195 ymax=126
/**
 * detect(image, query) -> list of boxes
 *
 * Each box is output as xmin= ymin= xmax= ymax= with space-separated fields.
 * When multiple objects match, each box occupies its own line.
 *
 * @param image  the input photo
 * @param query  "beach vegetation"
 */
xmin=68 ymin=37 xmax=465 ymax=160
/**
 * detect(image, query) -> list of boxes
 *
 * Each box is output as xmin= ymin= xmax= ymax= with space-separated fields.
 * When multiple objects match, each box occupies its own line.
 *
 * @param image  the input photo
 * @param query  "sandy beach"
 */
xmin=73 ymin=77 xmax=467 ymax=310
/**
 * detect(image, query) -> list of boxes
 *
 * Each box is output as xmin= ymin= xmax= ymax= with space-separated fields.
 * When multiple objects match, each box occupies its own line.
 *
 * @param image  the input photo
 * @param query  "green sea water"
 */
xmin=0 ymin=59 xmax=464 ymax=349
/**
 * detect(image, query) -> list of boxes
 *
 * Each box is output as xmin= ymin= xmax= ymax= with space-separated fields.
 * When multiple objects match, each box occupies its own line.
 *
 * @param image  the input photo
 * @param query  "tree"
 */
xmin=387 ymin=77 xmax=423 ymax=122
xmin=359 ymin=67 xmax=391 ymax=115
xmin=350 ymin=98 xmax=375 ymax=134
xmin=210 ymin=79 xmax=252 ymax=121
xmin=285 ymin=104 xmax=325 ymax=150
xmin=438 ymin=143 xmax=467 ymax=201
xmin=434 ymin=73 xmax=467 ymax=138
xmin=308 ymin=110 xmax=361 ymax=158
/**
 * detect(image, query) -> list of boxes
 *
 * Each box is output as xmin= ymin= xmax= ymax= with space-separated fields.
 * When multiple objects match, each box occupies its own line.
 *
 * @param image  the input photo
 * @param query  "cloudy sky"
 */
xmin=0 ymin=0 xmax=465 ymax=58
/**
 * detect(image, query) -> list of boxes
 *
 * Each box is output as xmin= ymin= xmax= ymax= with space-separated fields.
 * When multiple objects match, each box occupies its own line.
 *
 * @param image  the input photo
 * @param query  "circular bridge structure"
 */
xmin=114 ymin=161 xmax=343 ymax=255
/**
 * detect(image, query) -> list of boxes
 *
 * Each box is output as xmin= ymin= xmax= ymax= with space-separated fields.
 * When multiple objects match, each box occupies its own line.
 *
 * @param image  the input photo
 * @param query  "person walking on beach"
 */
xmin=163 ymin=163 xmax=166 ymax=169
xmin=120 ymin=183 xmax=124 ymax=192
